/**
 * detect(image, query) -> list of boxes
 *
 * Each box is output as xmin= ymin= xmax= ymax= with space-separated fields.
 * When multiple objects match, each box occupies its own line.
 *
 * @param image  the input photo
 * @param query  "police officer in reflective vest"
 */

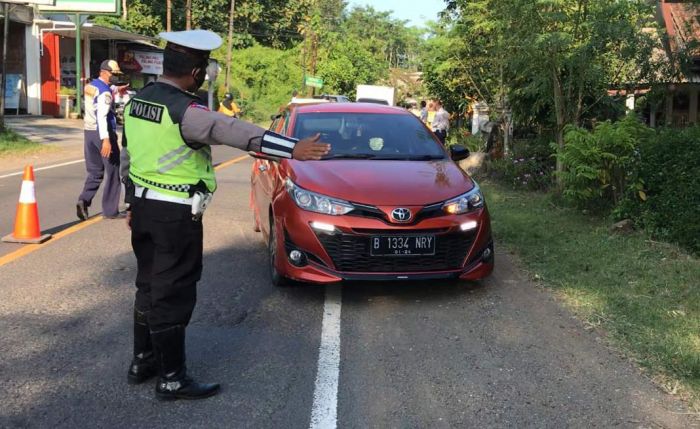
xmin=122 ymin=30 xmax=329 ymax=401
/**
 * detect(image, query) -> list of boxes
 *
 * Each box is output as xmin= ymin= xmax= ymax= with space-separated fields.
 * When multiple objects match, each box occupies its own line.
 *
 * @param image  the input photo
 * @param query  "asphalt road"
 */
xmin=0 ymin=148 xmax=696 ymax=428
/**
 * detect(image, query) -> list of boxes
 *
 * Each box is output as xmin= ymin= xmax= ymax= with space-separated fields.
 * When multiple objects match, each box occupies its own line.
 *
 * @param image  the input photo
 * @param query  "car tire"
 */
xmin=268 ymin=219 xmax=289 ymax=287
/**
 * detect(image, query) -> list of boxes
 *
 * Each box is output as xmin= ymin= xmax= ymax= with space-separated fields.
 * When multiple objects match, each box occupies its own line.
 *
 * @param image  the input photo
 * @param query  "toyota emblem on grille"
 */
xmin=391 ymin=208 xmax=412 ymax=222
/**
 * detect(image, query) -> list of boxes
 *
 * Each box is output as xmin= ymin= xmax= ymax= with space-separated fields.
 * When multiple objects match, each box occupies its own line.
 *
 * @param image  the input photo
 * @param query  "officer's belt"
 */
xmin=134 ymin=186 xmax=193 ymax=206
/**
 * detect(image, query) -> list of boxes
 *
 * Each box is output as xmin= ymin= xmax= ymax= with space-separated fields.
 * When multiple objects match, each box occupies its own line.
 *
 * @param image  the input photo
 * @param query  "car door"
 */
xmin=252 ymin=113 xmax=280 ymax=230
xmin=252 ymin=109 xmax=289 ymax=234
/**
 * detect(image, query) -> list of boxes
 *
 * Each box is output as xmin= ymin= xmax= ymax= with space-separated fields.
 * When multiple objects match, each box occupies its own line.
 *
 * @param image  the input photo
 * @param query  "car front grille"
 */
xmin=315 ymin=230 xmax=475 ymax=273
xmin=347 ymin=202 xmax=446 ymax=225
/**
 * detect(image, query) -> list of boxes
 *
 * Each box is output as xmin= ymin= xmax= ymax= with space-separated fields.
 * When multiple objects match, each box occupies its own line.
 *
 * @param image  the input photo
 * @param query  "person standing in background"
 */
xmin=432 ymin=100 xmax=450 ymax=145
xmin=218 ymin=92 xmax=241 ymax=117
xmin=427 ymin=100 xmax=437 ymax=129
xmin=420 ymin=100 xmax=428 ymax=124
xmin=76 ymin=60 xmax=123 ymax=220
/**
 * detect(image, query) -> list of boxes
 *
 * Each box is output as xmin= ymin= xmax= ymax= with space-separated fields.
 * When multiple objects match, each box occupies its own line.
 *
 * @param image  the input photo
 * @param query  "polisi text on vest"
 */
xmin=131 ymin=101 xmax=165 ymax=123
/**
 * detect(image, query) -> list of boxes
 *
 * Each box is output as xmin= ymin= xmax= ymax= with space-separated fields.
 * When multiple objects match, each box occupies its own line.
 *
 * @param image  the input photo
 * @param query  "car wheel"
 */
xmin=268 ymin=219 xmax=289 ymax=287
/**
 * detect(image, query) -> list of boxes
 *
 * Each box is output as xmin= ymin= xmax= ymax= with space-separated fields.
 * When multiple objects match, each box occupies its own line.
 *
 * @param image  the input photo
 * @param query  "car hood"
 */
xmin=287 ymin=159 xmax=474 ymax=206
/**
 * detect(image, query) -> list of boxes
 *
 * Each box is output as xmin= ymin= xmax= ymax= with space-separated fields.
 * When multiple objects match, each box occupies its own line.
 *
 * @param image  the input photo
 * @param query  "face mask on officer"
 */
xmin=191 ymin=61 xmax=208 ymax=92
xmin=190 ymin=58 xmax=209 ymax=92
xmin=109 ymin=74 xmax=122 ymax=86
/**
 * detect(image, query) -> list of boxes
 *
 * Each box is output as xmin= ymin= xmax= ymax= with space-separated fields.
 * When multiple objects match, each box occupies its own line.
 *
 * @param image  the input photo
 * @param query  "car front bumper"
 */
xmin=272 ymin=197 xmax=494 ymax=284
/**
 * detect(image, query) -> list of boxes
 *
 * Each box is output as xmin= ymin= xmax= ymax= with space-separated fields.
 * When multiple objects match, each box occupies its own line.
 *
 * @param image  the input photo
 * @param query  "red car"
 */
xmin=251 ymin=102 xmax=493 ymax=286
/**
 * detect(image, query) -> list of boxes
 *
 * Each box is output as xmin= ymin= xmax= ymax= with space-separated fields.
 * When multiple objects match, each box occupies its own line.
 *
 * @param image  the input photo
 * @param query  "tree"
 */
xmin=428 ymin=0 xmax=661 ymax=186
xmin=166 ymin=0 xmax=172 ymax=32
xmin=225 ymin=0 xmax=236 ymax=91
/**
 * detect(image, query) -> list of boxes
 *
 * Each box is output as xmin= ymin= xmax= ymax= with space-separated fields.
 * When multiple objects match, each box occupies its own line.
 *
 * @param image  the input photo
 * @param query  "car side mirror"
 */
xmin=450 ymin=144 xmax=470 ymax=161
xmin=270 ymin=114 xmax=281 ymax=121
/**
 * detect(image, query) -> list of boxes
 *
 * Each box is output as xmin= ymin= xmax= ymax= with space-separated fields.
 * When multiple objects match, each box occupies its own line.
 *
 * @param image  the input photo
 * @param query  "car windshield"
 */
xmin=292 ymin=113 xmax=446 ymax=160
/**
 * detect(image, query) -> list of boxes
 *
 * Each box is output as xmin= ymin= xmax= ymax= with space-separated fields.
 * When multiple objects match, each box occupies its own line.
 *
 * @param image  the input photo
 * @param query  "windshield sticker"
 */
xmin=369 ymin=137 xmax=384 ymax=151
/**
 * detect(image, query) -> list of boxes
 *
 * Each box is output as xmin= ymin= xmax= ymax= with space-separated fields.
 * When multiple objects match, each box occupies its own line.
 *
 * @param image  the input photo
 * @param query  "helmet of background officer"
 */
xmin=159 ymin=30 xmax=223 ymax=93
xmin=223 ymin=93 xmax=233 ymax=101
xmin=100 ymin=59 xmax=123 ymax=86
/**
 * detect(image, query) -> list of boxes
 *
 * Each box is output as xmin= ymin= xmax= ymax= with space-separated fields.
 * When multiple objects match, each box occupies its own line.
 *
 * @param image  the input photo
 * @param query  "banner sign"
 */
xmin=120 ymin=50 xmax=163 ymax=75
xmin=4 ymin=74 xmax=22 ymax=110
xmin=39 ymin=0 xmax=118 ymax=13
xmin=133 ymin=51 xmax=163 ymax=75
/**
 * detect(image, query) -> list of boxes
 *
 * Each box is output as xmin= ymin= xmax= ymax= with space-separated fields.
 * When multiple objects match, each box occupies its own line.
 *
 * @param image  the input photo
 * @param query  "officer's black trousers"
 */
xmin=130 ymin=196 xmax=203 ymax=332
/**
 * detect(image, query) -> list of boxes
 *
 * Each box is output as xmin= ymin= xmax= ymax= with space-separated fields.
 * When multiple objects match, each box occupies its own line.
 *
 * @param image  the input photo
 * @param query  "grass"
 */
xmin=482 ymin=180 xmax=700 ymax=405
xmin=0 ymin=129 xmax=45 ymax=158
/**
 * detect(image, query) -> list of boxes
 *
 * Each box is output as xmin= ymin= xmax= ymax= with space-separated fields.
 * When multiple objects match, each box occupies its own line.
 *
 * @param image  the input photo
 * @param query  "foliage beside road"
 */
xmin=0 ymin=130 xmax=45 ymax=158
xmin=482 ymin=180 xmax=700 ymax=403
xmin=484 ymin=117 xmax=700 ymax=256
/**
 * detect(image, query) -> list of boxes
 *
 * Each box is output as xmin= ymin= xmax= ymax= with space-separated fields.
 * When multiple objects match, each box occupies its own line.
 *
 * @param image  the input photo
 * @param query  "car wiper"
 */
xmin=404 ymin=155 xmax=446 ymax=161
xmin=323 ymin=153 xmax=378 ymax=159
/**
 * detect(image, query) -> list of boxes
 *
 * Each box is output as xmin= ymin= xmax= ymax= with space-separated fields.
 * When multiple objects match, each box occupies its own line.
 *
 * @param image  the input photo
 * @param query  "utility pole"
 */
xmin=0 ymin=3 xmax=9 ymax=131
xmin=74 ymin=13 xmax=82 ymax=116
xmin=185 ymin=0 xmax=192 ymax=30
xmin=166 ymin=0 xmax=172 ymax=32
xmin=225 ymin=0 xmax=235 ymax=92
xmin=121 ymin=0 xmax=127 ymax=20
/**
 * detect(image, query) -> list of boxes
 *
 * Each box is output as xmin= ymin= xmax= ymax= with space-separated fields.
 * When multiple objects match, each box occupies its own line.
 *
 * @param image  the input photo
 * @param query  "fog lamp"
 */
xmin=290 ymin=250 xmax=302 ymax=262
xmin=288 ymin=249 xmax=307 ymax=267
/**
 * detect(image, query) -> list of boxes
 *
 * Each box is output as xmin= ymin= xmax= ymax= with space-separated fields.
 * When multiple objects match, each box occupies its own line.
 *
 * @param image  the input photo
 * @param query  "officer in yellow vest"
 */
xmin=121 ymin=29 xmax=329 ymax=401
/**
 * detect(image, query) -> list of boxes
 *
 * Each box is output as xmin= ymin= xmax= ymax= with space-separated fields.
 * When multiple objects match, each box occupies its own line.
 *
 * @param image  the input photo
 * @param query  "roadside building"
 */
xmin=0 ymin=4 xmax=159 ymax=117
xmin=617 ymin=0 xmax=700 ymax=127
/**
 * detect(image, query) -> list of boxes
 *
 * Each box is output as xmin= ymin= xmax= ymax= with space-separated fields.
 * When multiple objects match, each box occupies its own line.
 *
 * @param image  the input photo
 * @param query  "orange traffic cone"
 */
xmin=2 ymin=165 xmax=52 ymax=244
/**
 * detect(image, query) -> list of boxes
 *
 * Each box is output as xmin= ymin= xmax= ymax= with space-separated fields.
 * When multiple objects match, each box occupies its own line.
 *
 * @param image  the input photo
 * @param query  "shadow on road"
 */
xmin=0 ymin=239 xmax=324 ymax=428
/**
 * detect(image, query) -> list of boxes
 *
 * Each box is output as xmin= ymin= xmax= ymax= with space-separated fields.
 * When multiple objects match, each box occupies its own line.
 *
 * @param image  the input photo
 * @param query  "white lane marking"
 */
xmin=0 ymin=159 xmax=85 ymax=180
xmin=310 ymin=284 xmax=342 ymax=429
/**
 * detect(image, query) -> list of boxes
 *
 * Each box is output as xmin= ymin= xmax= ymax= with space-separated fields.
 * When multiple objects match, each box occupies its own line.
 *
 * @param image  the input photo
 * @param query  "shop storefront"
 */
xmin=37 ymin=22 xmax=159 ymax=116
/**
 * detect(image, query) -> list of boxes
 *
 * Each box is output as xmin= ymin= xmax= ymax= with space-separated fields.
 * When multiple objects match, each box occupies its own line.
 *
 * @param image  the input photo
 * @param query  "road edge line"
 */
xmin=309 ymin=284 xmax=342 ymax=429
xmin=0 ymin=155 xmax=250 ymax=267
xmin=0 ymin=159 xmax=85 ymax=180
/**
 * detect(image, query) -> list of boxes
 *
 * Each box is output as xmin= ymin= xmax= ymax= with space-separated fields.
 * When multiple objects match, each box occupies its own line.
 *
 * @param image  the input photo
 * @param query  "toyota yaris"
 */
xmin=251 ymin=102 xmax=494 ymax=286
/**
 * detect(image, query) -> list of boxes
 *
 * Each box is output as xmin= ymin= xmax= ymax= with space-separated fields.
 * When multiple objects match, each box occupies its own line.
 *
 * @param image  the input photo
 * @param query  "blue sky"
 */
xmin=347 ymin=0 xmax=446 ymax=28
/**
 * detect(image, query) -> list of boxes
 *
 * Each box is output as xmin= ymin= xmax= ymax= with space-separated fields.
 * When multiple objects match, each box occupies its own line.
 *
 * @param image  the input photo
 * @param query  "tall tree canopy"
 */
xmin=422 ymin=0 xmax=663 ymax=181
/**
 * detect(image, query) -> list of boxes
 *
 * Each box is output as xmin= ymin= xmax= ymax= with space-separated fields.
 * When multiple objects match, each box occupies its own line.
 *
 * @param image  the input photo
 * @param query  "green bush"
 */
xmin=617 ymin=126 xmax=700 ymax=254
xmin=557 ymin=115 xmax=653 ymax=210
xmin=487 ymin=136 xmax=555 ymax=191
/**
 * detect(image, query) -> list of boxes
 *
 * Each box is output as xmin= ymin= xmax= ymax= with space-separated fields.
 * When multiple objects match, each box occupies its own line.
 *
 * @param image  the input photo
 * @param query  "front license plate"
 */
xmin=370 ymin=235 xmax=436 ymax=256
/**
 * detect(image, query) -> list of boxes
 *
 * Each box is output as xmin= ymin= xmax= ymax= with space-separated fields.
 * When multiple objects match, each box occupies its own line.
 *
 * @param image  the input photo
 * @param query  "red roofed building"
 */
xmin=652 ymin=0 xmax=700 ymax=126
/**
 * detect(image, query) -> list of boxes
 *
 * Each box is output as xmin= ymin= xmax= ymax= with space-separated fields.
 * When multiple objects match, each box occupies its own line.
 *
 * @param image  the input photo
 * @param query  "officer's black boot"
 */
xmin=151 ymin=325 xmax=220 ymax=401
xmin=127 ymin=309 xmax=157 ymax=385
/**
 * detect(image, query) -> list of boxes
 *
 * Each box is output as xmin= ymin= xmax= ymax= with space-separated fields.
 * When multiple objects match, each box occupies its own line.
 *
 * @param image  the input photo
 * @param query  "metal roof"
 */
xmin=43 ymin=22 xmax=159 ymax=47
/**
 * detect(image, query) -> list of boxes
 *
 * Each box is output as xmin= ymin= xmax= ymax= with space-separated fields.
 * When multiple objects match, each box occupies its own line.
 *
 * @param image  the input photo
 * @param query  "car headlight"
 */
xmin=285 ymin=179 xmax=354 ymax=216
xmin=443 ymin=182 xmax=485 ymax=214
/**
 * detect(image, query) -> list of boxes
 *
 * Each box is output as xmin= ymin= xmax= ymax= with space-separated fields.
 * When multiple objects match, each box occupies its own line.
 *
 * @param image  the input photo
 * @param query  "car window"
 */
xmin=292 ymin=112 xmax=446 ymax=160
xmin=281 ymin=111 xmax=291 ymax=135
xmin=269 ymin=115 xmax=281 ymax=131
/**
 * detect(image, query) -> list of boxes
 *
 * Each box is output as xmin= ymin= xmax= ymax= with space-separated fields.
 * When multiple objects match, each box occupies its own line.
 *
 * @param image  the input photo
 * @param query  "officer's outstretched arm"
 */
xmin=180 ymin=105 xmax=329 ymax=160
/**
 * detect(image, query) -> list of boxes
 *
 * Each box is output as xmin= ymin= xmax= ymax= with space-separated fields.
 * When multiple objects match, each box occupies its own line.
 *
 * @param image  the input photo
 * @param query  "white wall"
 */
xmin=25 ymin=24 xmax=42 ymax=115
